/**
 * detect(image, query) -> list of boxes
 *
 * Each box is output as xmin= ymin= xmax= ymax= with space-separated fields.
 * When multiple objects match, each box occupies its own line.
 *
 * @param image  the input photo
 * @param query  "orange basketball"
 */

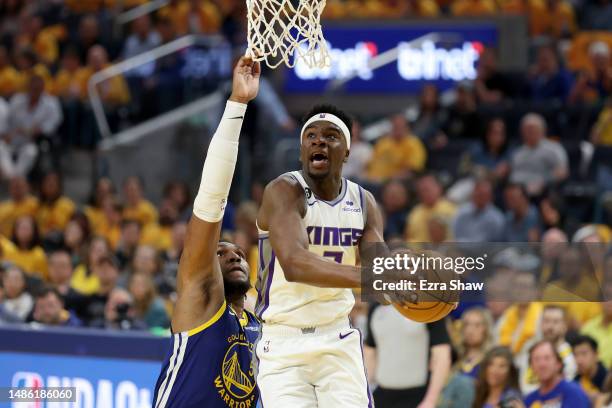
xmin=391 ymin=249 xmax=460 ymax=323
xmin=393 ymin=301 xmax=456 ymax=323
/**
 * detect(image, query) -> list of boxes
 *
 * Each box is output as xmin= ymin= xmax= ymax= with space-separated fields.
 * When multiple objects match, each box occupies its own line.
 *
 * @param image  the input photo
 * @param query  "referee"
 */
xmin=364 ymin=303 xmax=452 ymax=408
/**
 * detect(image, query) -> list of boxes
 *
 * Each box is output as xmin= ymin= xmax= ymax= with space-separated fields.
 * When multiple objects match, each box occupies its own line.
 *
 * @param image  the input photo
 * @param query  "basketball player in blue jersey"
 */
xmin=255 ymin=105 xmax=409 ymax=407
xmin=153 ymin=56 xmax=261 ymax=408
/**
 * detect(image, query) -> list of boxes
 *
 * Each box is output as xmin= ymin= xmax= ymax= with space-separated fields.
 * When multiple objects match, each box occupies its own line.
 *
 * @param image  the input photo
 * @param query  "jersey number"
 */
xmin=323 ymin=251 xmax=343 ymax=264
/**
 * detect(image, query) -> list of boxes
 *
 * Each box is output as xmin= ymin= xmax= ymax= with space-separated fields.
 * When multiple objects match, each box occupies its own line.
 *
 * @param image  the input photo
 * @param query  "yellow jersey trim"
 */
xmin=188 ymin=300 xmax=227 ymax=337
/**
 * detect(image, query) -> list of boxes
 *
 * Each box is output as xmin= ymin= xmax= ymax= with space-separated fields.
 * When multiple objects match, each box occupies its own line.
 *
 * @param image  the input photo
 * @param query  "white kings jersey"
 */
xmin=255 ymin=171 xmax=367 ymax=328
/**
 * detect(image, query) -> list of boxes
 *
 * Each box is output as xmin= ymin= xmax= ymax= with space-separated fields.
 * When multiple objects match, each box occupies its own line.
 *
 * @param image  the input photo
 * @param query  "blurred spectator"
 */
xmin=475 ymin=49 xmax=520 ymax=104
xmin=427 ymin=214 xmax=452 ymax=244
xmin=182 ymin=0 xmax=222 ymax=35
xmin=70 ymin=236 xmax=110 ymax=295
xmin=128 ymin=273 xmax=170 ymax=329
xmin=122 ymin=176 xmax=158 ymax=227
xmin=405 ymin=0 xmax=440 ymax=16
xmin=380 ymin=180 xmax=411 ymax=239
xmin=569 ymin=41 xmax=612 ymax=104
xmin=596 ymin=374 xmax=612 ymax=408
xmin=572 ymin=335 xmax=607 ymax=402
xmin=123 ymin=15 xmax=161 ymax=78
xmin=343 ymin=121 xmax=373 ymax=181
xmin=162 ymin=181 xmax=192 ymax=221
xmin=62 ymin=214 xmax=91 ymax=265
xmin=497 ymin=274 xmax=542 ymax=355
xmin=47 ymin=249 xmax=79 ymax=300
xmin=453 ymin=178 xmax=505 ymax=242
xmin=15 ymin=14 xmax=59 ymax=66
xmin=74 ymin=255 xmax=120 ymax=325
xmin=591 ymin=97 xmax=612 ymax=145
xmin=451 ymin=0 xmax=497 ymax=16
xmin=366 ymin=114 xmax=426 ymax=182
xmin=115 ymin=219 xmax=141 ymax=270
xmin=524 ymin=340 xmax=589 ymax=407
xmin=74 ymin=15 xmax=101 ymax=65
xmin=502 ymin=184 xmax=540 ymax=242
xmin=160 ymin=221 xmax=186 ymax=289
xmin=411 ymin=84 xmax=445 ymax=142
xmin=1 ymin=265 xmax=33 ymax=321
xmin=95 ymin=197 xmax=123 ymax=250
xmin=581 ymin=282 xmax=612 ymax=368
xmin=539 ymin=228 xmax=568 ymax=285
xmin=542 ymin=247 xmax=601 ymax=301
xmin=92 ymin=287 xmax=147 ymax=330
xmin=539 ymin=190 xmax=565 ymax=231
xmin=529 ymin=0 xmax=577 ymax=38
xmin=36 ymin=171 xmax=76 ymax=238
xmin=364 ymin=303 xmax=452 ymax=408
xmin=0 ymin=75 xmax=62 ymax=179
xmin=0 ymin=46 xmax=19 ymax=98
xmin=130 ymin=245 xmax=161 ymax=287
xmin=509 ymin=113 xmax=568 ymax=196
xmin=456 ymin=307 xmax=495 ymax=378
xmin=52 ymin=47 xmax=86 ymax=100
xmin=528 ymin=45 xmax=572 ymax=102
xmin=85 ymin=177 xmax=116 ymax=232
xmin=472 ymin=346 xmax=522 ymax=408
xmin=581 ymin=0 xmax=612 ymax=30
xmin=13 ymin=48 xmax=52 ymax=91
xmin=83 ymin=45 xmax=130 ymax=107
xmin=440 ymin=82 xmax=483 ymax=144
xmin=141 ymin=198 xmax=178 ymax=251
xmin=7 ymin=215 xmax=48 ymax=280
xmin=463 ymin=118 xmax=510 ymax=182
xmin=519 ymin=305 xmax=577 ymax=393
xmin=0 ymin=176 xmax=39 ymax=237
xmin=405 ymin=174 xmax=456 ymax=243
xmin=32 ymin=286 xmax=82 ymax=327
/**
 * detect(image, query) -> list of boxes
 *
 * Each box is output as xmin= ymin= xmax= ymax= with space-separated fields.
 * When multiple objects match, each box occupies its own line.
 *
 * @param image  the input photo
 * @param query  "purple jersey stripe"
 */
xmin=357 ymin=329 xmax=374 ymax=408
xmin=257 ymin=251 xmax=276 ymax=319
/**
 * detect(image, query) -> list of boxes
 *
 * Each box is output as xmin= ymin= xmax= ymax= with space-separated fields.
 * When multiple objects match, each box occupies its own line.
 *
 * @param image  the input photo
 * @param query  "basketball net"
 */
xmin=246 ymin=0 xmax=331 ymax=69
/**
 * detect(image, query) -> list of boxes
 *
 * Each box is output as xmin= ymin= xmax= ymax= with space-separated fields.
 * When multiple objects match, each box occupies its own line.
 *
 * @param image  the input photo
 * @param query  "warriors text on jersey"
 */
xmin=153 ymin=301 xmax=260 ymax=408
xmin=255 ymin=170 xmax=367 ymax=327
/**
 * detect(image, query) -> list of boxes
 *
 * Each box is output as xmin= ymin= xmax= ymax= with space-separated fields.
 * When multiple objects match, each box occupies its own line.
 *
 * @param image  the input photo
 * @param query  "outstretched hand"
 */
xmin=229 ymin=56 xmax=261 ymax=104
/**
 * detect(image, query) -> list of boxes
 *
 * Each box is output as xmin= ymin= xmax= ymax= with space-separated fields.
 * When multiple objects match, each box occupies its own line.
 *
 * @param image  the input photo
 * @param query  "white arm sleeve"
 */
xmin=192 ymin=100 xmax=247 ymax=222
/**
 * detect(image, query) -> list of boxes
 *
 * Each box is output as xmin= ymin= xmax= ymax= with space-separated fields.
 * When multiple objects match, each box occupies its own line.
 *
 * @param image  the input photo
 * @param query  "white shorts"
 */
xmin=254 ymin=317 xmax=373 ymax=408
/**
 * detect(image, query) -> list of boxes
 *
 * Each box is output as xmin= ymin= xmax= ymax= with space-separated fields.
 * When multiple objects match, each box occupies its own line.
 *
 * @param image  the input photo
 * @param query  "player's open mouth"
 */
xmin=310 ymin=152 xmax=329 ymax=169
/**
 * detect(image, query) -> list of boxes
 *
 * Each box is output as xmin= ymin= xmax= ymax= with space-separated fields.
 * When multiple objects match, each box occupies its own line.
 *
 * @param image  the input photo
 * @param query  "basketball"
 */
xmin=393 ymin=250 xmax=460 ymax=323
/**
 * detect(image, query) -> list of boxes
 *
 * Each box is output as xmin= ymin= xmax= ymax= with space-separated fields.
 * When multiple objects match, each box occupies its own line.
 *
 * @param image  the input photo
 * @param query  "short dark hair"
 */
xmin=302 ymin=104 xmax=353 ymax=134
xmin=35 ymin=286 xmax=63 ymax=303
xmin=572 ymin=334 xmax=598 ymax=352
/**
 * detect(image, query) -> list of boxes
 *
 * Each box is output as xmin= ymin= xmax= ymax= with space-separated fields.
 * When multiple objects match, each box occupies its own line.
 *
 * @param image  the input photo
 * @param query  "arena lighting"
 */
xmin=294 ymin=37 xmax=482 ymax=83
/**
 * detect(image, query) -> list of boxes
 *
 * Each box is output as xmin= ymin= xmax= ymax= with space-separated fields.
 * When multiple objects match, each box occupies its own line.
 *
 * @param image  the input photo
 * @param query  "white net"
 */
xmin=246 ymin=0 xmax=330 ymax=69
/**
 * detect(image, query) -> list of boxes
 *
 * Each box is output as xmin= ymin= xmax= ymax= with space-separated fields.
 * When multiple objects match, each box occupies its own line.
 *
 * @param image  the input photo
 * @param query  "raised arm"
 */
xmin=258 ymin=176 xmax=362 ymax=288
xmin=171 ymin=56 xmax=260 ymax=333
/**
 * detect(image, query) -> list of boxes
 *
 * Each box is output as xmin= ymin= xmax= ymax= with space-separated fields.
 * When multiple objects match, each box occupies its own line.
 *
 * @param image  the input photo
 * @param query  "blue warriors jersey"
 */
xmin=153 ymin=301 xmax=260 ymax=408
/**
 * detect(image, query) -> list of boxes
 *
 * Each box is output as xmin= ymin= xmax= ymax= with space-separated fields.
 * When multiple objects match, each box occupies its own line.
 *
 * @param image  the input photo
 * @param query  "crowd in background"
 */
xmin=0 ymin=0 xmax=611 ymax=407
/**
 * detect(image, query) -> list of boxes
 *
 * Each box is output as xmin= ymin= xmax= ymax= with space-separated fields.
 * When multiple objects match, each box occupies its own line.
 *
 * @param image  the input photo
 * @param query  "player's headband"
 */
xmin=300 ymin=113 xmax=351 ymax=149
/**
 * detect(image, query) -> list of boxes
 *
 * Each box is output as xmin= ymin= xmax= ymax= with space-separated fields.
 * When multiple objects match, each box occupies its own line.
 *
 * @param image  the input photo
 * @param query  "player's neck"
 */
xmin=302 ymin=171 xmax=343 ymax=201
xmin=228 ymin=297 xmax=245 ymax=317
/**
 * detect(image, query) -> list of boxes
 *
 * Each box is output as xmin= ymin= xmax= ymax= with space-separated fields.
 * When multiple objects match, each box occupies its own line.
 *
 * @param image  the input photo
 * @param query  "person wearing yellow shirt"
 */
xmin=497 ymin=301 xmax=543 ymax=355
xmin=0 ymin=234 xmax=17 ymax=261
xmin=451 ymin=0 xmax=497 ymax=16
xmin=84 ymin=177 xmax=116 ymax=233
xmin=14 ymin=15 xmax=60 ymax=66
xmin=70 ymin=236 xmax=111 ymax=295
xmin=93 ymin=198 xmax=123 ymax=250
xmin=591 ymin=98 xmax=612 ymax=146
xmin=122 ymin=176 xmax=158 ymax=228
xmin=0 ymin=177 xmax=39 ymax=237
xmin=404 ymin=174 xmax=456 ymax=243
xmin=79 ymin=46 xmax=130 ymax=106
xmin=52 ymin=48 xmax=87 ymax=100
xmin=162 ymin=0 xmax=221 ymax=35
xmin=323 ymin=0 xmax=350 ymax=18
xmin=581 ymin=284 xmax=612 ymax=368
xmin=0 ymin=46 xmax=20 ymax=98
xmin=36 ymin=172 xmax=76 ymax=237
xmin=5 ymin=215 xmax=48 ymax=281
xmin=13 ymin=49 xmax=53 ymax=93
xmin=407 ymin=0 xmax=441 ymax=16
xmin=529 ymin=0 xmax=576 ymax=39
xmin=542 ymin=247 xmax=601 ymax=302
xmin=367 ymin=114 xmax=427 ymax=182
xmin=140 ymin=199 xmax=178 ymax=251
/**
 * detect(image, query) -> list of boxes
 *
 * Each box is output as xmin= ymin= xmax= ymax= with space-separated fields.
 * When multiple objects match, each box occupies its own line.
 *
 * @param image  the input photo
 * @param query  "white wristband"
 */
xmin=193 ymin=100 xmax=247 ymax=222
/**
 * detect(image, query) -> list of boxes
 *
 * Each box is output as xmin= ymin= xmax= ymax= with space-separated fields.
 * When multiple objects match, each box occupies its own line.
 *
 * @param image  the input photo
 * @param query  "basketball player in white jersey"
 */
xmin=255 ymin=105 xmax=401 ymax=407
